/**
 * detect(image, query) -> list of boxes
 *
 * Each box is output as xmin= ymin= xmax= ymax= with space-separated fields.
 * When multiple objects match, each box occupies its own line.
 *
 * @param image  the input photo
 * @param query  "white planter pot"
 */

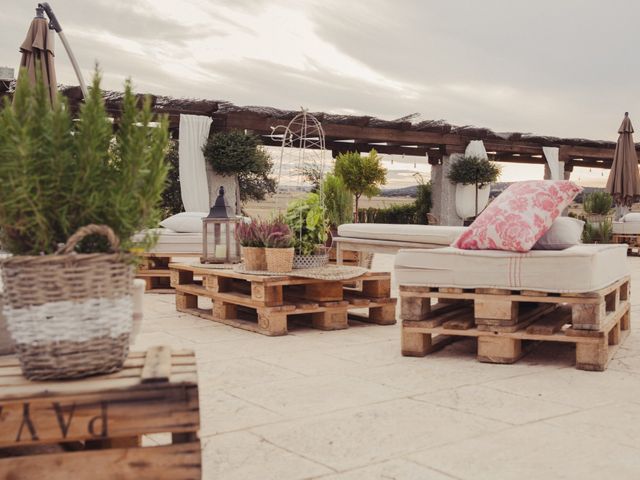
xmin=455 ymin=183 xmax=491 ymax=219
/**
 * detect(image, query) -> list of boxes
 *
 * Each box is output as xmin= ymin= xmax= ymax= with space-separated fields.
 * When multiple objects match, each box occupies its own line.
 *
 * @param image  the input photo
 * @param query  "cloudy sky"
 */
xmin=3 ymin=0 xmax=637 ymax=186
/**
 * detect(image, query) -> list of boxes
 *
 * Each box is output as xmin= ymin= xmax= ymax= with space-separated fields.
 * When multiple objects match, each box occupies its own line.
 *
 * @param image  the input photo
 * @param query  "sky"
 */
xmin=2 ymin=0 xmax=637 ymax=188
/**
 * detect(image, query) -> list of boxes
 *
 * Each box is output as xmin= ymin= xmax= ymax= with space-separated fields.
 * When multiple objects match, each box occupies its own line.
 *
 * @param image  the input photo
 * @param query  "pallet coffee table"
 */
xmin=0 ymin=347 xmax=201 ymax=479
xmin=170 ymin=263 xmax=397 ymax=336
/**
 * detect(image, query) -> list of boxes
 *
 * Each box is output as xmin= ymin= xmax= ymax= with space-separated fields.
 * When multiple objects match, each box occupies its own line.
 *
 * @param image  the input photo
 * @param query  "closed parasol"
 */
xmin=19 ymin=8 xmax=57 ymax=104
xmin=606 ymin=112 xmax=640 ymax=208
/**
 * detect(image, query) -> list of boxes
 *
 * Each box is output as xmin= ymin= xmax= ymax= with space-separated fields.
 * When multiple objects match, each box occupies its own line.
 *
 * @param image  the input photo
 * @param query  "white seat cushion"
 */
xmin=337 ymin=224 xmax=467 ymax=245
xmin=613 ymin=221 xmax=640 ymax=235
xmin=133 ymin=228 xmax=202 ymax=254
xmin=395 ymin=244 xmax=628 ymax=293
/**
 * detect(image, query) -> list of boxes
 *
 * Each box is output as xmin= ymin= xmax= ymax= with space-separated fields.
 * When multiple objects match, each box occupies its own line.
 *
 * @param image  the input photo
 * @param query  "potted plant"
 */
xmin=0 ymin=71 xmax=168 ymax=380
xmin=583 ymin=191 xmax=613 ymax=224
xmin=262 ymin=218 xmax=294 ymax=273
xmin=236 ymin=220 xmax=266 ymax=270
xmin=447 ymin=155 xmax=501 ymax=219
xmin=322 ymin=173 xmax=353 ymax=236
xmin=285 ymin=193 xmax=330 ymax=268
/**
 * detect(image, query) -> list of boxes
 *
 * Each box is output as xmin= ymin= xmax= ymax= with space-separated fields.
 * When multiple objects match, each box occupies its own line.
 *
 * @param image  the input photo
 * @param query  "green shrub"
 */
xmin=322 ymin=173 xmax=353 ymax=228
xmin=447 ymin=155 xmax=501 ymax=186
xmin=583 ymin=191 xmax=613 ymax=215
xmin=160 ymin=140 xmax=184 ymax=217
xmin=582 ymin=219 xmax=613 ymax=243
xmin=0 ymin=70 xmax=169 ymax=255
xmin=357 ymin=204 xmax=418 ymax=224
xmin=414 ymin=175 xmax=432 ymax=225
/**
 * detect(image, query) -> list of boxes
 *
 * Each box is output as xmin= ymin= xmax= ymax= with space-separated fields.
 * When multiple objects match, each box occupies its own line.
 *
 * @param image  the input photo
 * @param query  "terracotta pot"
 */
xmin=265 ymin=247 xmax=294 ymax=273
xmin=242 ymin=246 xmax=266 ymax=271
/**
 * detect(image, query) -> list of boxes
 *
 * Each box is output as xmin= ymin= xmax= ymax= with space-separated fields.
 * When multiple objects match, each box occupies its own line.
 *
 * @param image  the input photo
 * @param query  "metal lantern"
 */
xmin=201 ymin=186 xmax=241 ymax=264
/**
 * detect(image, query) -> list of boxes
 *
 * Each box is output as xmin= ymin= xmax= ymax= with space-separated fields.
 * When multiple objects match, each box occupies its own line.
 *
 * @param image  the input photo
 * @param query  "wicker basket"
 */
xmin=0 ymin=225 xmax=134 ymax=380
xmin=293 ymin=247 xmax=330 ymax=269
xmin=265 ymin=247 xmax=294 ymax=273
xmin=242 ymin=246 xmax=267 ymax=271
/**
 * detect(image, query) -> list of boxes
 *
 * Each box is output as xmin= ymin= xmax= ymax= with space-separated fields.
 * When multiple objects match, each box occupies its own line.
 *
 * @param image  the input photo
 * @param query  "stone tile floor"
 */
xmin=134 ymin=255 xmax=640 ymax=479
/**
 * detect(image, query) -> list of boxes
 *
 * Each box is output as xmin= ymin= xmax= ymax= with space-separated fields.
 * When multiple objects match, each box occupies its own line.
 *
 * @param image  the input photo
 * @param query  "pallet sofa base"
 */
xmin=400 ymin=276 xmax=631 ymax=371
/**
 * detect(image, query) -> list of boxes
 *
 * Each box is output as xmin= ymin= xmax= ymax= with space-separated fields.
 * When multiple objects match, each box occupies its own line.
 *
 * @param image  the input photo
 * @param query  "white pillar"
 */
xmin=431 ymin=154 xmax=464 ymax=226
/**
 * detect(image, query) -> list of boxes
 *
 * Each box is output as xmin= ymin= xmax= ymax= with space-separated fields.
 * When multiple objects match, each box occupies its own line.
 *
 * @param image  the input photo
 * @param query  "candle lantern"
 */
xmin=201 ymin=186 xmax=242 ymax=264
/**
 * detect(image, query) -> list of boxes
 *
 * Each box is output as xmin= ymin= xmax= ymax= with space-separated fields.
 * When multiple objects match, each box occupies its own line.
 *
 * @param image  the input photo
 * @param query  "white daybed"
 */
xmin=135 ymin=228 xmax=202 ymax=255
xmin=395 ymin=244 xmax=629 ymax=293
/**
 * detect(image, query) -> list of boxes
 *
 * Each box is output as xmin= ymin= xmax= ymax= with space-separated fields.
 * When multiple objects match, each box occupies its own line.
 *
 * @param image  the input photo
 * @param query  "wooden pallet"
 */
xmin=0 ymin=347 xmax=201 ymax=479
xmin=400 ymin=277 xmax=631 ymax=371
xmin=136 ymin=252 xmax=200 ymax=293
xmin=170 ymin=263 xmax=397 ymax=336
xmin=613 ymin=234 xmax=640 ymax=256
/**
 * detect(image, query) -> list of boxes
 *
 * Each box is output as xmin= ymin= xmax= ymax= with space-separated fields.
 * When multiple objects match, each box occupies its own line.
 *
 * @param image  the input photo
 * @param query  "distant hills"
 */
xmin=380 ymin=182 xmax=603 ymax=202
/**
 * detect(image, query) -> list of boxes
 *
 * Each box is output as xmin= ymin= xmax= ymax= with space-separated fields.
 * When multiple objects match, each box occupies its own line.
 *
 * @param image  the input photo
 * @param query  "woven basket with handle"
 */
xmin=0 ymin=225 xmax=134 ymax=380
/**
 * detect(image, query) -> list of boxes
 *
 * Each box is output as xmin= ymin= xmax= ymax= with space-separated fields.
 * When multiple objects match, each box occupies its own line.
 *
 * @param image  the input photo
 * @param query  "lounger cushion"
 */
xmin=453 ymin=180 xmax=582 ymax=252
xmin=160 ymin=212 xmax=207 ymax=233
xmin=613 ymin=221 xmax=640 ymax=235
xmin=337 ymin=224 xmax=466 ymax=245
xmin=395 ymin=244 xmax=628 ymax=293
xmin=623 ymin=212 xmax=640 ymax=222
xmin=133 ymin=228 xmax=202 ymax=254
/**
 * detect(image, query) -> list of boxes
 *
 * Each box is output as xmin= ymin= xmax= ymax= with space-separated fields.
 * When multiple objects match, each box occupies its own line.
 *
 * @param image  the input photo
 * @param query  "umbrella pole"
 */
xmin=56 ymin=31 xmax=88 ymax=98
xmin=38 ymin=2 xmax=89 ymax=99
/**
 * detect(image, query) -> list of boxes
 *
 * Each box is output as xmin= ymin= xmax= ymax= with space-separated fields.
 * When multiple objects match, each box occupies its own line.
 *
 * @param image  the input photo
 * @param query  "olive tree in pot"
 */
xmin=0 ymin=71 xmax=169 ymax=380
xmin=447 ymin=155 xmax=501 ymax=219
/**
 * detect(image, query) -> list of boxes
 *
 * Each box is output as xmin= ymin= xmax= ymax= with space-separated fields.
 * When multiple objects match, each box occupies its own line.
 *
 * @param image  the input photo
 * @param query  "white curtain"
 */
xmin=465 ymin=140 xmax=488 ymax=160
xmin=542 ymin=146 xmax=562 ymax=181
xmin=179 ymin=114 xmax=212 ymax=212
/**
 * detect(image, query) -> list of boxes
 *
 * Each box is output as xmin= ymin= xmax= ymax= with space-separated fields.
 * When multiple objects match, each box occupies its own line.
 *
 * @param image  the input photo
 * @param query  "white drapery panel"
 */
xmin=179 ymin=114 xmax=212 ymax=212
xmin=465 ymin=140 xmax=488 ymax=160
xmin=542 ymin=146 xmax=562 ymax=181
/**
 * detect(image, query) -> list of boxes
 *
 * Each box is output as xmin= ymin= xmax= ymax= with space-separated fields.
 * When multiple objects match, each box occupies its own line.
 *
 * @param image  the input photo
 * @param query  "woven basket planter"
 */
xmin=265 ymin=247 xmax=294 ymax=273
xmin=242 ymin=246 xmax=267 ymax=271
xmin=293 ymin=246 xmax=330 ymax=269
xmin=0 ymin=225 xmax=134 ymax=380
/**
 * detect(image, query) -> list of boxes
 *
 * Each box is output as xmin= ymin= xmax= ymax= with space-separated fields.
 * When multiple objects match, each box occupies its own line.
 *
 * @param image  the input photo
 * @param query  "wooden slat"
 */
xmin=141 ymin=346 xmax=172 ymax=383
xmin=0 ymin=352 xmax=196 ymax=400
xmin=526 ymin=305 xmax=572 ymax=335
xmin=0 ymin=442 xmax=201 ymax=480
xmin=477 ymin=304 xmax=557 ymax=333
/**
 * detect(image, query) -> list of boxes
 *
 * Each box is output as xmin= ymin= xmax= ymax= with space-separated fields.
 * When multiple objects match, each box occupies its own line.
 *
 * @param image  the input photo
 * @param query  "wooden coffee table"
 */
xmin=170 ymin=263 xmax=397 ymax=336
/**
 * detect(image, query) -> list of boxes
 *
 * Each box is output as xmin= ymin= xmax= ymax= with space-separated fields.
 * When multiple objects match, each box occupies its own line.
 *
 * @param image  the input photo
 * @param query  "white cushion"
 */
xmin=133 ymin=228 xmax=202 ymax=254
xmin=623 ymin=213 xmax=640 ymax=222
xmin=394 ymin=244 xmax=628 ymax=293
xmin=533 ymin=217 xmax=584 ymax=250
xmin=613 ymin=221 xmax=640 ymax=235
xmin=160 ymin=212 xmax=207 ymax=233
xmin=337 ymin=224 xmax=467 ymax=246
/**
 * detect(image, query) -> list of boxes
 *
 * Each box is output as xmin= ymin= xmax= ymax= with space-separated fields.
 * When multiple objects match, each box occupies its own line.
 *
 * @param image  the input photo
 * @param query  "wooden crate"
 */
xmin=400 ymin=276 xmax=631 ymax=371
xmin=0 ymin=347 xmax=201 ymax=479
xmin=170 ymin=263 xmax=397 ymax=336
xmin=136 ymin=253 xmax=200 ymax=293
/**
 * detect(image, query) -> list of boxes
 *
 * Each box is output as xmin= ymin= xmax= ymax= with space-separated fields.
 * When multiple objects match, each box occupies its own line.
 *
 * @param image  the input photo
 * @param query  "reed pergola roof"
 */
xmin=0 ymin=82 xmax=631 ymax=171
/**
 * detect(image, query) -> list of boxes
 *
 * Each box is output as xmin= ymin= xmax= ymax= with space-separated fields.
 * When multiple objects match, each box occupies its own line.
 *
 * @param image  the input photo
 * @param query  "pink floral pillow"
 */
xmin=453 ymin=180 xmax=582 ymax=252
